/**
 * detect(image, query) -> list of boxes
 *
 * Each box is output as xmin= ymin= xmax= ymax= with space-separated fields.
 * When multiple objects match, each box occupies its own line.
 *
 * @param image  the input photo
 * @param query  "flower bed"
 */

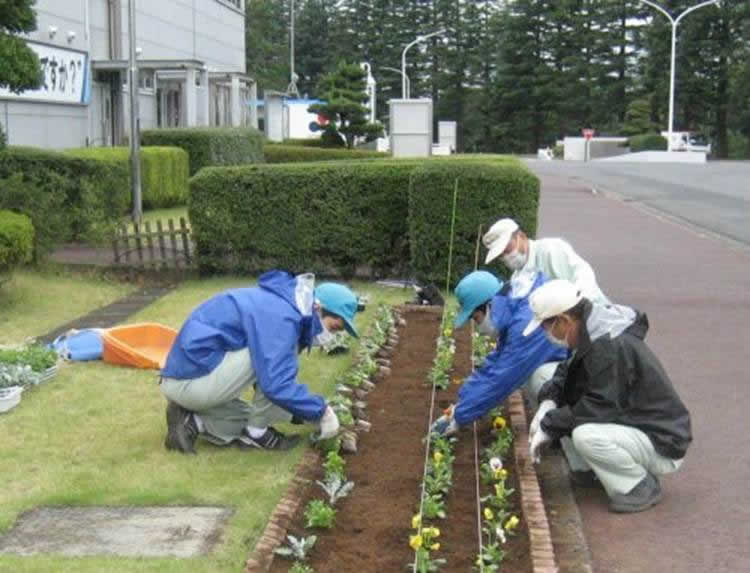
xmin=260 ymin=307 xmax=536 ymax=573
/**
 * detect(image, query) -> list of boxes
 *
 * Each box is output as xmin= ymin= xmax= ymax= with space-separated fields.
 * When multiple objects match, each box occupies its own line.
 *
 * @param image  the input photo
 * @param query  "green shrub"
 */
xmin=190 ymin=161 xmax=413 ymax=276
xmin=190 ymin=156 xmax=539 ymax=284
xmin=264 ymin=144 xmax=387 ymax=163
xmin=66 ymin=146 xmax=189 ymax=208
xmin=141 ymin=127 xmax=264 ymax=175
xmin=628 ymin=133 xmax=668 ymax=152
xmin=0 ymin=209 xmax=33 ymax=274
xmin=0 ymin=147 xmax=129 ymax=250
xmin=408 ymin=158 xmax=539 ymax=286
xmin=0 ymin=123 xmax=6 ymax=151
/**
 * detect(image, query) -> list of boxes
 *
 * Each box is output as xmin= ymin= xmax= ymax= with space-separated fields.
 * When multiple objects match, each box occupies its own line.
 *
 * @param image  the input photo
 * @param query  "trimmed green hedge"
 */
xmin=141 ymin=127 xmax=264 ymax=175
xmin=629 ymin=133 xmax=668 ymax=152
xmin=409 ymin=158 xmax=539 ymax=285
xmin=66 ymin=146 xmax=189 ymax=208
xmin=0 ymin=209 xmax=33 ymax=274
xmin=0 ymin=147 xmax=129 ymax=252
xmin=264 ymin=144 xmax=387 ymax=163
xmin=190 ymin=156 xmax=539 ymax=283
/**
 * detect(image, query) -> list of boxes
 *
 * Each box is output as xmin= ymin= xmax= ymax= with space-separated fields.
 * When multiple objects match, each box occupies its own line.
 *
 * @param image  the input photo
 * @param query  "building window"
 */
xmin=139 ymin=70 xmax=154 ymax=92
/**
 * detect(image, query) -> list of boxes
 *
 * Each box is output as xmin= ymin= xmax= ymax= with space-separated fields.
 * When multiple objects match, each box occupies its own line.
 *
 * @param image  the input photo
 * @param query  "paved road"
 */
xmin=523 ymin=162 xmax=750 ymax=573
xmin=525 ymin=159 xmax=750 ymax=247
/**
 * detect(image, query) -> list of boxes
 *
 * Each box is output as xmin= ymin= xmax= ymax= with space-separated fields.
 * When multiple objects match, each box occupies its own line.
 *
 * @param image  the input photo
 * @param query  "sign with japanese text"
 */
xmin=0 ymin=41 xmax=89 ymax=104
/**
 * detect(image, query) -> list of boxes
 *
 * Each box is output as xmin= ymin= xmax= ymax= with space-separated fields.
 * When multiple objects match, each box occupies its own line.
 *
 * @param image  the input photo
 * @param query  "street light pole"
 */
xmin=128 ymin=0 xmax=142 ymax=224
xmin=401 ymin=29 xmax=446 ymax=99
xmin=382 ymin=66 xmax=410 ymax=101
xmin=287 ymin=0 xmax=299 ymax=97
xmin=639 ymin=0 xmax=719 ymax=152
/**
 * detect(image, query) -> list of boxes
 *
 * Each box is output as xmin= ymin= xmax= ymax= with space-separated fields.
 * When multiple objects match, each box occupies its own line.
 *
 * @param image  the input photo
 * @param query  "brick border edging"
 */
xmin=508 ymin=390 xmax=559 ymax=573
xmin=245 ymin=449 xmax=320 ymax=573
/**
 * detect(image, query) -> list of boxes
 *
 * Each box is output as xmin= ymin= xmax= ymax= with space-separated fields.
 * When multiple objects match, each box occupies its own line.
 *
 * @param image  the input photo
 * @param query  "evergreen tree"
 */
xmin=0 ymin=0 xmax=42 ymax=94
xmin=308 ymin=61 xmax=384 ymax=148
xmin=246 ymin=0 xmax=290 ymax=92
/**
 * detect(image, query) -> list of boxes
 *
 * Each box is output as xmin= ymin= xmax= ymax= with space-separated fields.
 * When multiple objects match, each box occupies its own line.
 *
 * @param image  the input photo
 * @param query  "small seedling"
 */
xmin=316 ymin=475 xmax=355 ymax=506
xmin=304 ymin=499 xmax=336 ymax=529
xmin=323 ymin=450 xmax=346 ymax=480
xmin=273 ymin=534 xmax=317 ymax=561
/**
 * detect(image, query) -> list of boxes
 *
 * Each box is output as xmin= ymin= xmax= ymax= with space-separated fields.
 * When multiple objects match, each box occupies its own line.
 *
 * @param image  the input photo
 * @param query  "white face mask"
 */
xmin=502 ymin=250 xmax=527 ymax=271
xmin=476 ymin=311 xmax=499 ymax=338
xmin=311 ymin=312 xmax=336 ymax=347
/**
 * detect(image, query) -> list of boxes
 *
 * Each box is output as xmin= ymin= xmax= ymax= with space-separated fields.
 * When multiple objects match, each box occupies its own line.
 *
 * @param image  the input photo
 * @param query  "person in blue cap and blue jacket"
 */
xmin=432 ymin=270 xmax=567 ymax=436
xmin=160 ymin=270 xmax=359 ymax=454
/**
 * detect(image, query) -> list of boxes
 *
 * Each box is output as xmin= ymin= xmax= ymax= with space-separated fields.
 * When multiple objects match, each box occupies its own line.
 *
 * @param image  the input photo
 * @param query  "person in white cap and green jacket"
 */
xmin=524 ymin=279 xmax=691 ymax=513
xmin=483 ymin=218 xmax=609 ymax=304
xmin=160 ymin=270 xmax=359 ymax=454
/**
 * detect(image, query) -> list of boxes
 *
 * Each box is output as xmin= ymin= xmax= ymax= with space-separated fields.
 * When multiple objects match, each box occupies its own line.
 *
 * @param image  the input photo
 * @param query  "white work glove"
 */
xmin=529 ymin=429 xmax=551 ymax=464
xmin=529 ymin=399 xmax=556 ymax=438
xmin=319 ymin=405 xmax=340 ymax=439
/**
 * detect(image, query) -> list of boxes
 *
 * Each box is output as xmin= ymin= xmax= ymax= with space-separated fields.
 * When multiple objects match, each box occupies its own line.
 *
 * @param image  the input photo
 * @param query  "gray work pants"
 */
xmin=160 ymin=349 xmax=292 ymax=445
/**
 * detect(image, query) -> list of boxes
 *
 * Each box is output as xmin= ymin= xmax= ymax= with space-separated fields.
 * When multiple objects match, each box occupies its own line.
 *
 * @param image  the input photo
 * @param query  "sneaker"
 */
xmin=239 ymin=427 xmax=301 ymax=451
xmin=164 ymin=401 xmax=198 ymax=455
xmin=609 ymin=473 xmax=663 ymax=513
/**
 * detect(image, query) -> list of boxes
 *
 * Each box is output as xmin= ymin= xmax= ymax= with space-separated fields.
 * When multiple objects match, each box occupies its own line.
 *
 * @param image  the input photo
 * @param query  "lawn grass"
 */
xmin=0 ymin=277 xmax=414 ymax=572
xmin=0 ymin=267 xmax=134 ymax=345
xmin=126 ymin=206 xmax=189 ymax=233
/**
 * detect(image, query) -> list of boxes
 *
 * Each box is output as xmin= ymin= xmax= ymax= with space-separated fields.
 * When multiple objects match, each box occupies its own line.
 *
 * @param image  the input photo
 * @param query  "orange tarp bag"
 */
xmin=101 ymin=323 xmax=178 ymax=369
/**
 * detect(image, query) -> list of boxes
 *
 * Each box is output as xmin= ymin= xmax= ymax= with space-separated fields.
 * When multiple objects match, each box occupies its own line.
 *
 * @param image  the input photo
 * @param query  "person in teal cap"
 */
xmin=160 ymin=270 xmax=358 ymax=454
xmin=432 ymin=270 xmax=567 ymax=436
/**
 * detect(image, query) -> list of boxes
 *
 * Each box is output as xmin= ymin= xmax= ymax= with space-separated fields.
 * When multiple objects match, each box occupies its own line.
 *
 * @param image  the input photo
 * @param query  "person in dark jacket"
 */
xmin=524 ymin=279 xmax=691 ymax=513
xmin=160 ymin=271 xmax=359 ymax=454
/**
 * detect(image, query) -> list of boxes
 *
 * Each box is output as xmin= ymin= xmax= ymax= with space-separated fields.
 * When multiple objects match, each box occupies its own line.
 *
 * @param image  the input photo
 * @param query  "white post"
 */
xmin=249 ymin=80 xmax=258 ymax=129
xmin=382 ymin=66 xmax=409 ymax=100
xmin=185 ymin=68 xmax=197 ymax=127
xmin=201 ymin=68 xmax=209 ymax=126
xmin=639 ymin=0 xmax=719 ymax=152
xmin=128 ymin=0 xmax=142 ymax=223
xmin=287 ymin=0 xmax=298 ymax=96
xmin=401 ymin=29 xmax=446 ymax=99
xmin=231 ymin=75 xmax=241 ymax=127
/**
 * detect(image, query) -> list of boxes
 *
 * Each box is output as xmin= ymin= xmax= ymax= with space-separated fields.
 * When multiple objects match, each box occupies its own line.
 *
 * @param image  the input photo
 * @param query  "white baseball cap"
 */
xmin=523 ymin=279 xmax=583 ymax=336
xmin=483 ymin=218 xmax=519 ymax=264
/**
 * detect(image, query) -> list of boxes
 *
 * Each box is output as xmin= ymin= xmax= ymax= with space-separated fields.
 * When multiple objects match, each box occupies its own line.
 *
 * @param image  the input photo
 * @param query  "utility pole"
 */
xmin=128 ymin=0 xmax=142 ymax=223
xmin=287 ymin=0 xmax=299 ymax=97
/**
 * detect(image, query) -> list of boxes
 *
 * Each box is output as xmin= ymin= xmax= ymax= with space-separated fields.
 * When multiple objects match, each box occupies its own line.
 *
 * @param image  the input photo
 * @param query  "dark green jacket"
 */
xmin=538 ymin=301 xmax=692 ymax=460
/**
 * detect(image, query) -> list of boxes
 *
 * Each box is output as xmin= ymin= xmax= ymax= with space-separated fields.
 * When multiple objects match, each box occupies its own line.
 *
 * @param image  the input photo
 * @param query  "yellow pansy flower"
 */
xmin=412 ymin=514 xmax=421 ymax=529
xmin=484 ymin=507 xmax=494 ymax=521
xmin=505 ymin=515 xmax=520 ymax=531
xmin=409 ymin=534 xmax=423 ymax=550
xmin=430 ymin=543 xmax=440 ymax=551
xmin=494 ymin=468 xmax=508 ymax=481
xmin=425 ymin=526 xmax=441 ymax=538
xmin=433 ymin=451 xmax=444 ymax=464
xmin=492 ymin=416 xmax=507 ymax=430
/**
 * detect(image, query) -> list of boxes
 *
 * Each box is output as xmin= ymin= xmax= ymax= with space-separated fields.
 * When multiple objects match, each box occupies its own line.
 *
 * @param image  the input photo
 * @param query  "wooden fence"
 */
xmin=112 ymin=217 xmax=193 ymax=269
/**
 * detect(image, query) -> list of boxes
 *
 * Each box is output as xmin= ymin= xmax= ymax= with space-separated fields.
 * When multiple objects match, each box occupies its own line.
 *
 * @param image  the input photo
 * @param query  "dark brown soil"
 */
xmin=268 ymin=310 xmax=531 ymax=573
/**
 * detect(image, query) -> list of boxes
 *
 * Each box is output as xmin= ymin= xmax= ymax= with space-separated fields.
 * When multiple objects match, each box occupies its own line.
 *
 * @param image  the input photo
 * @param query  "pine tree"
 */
xmin=308 ymin=61 xmax=384 ymax=147
xmin=246 ymin=0 xmax=291 ymax=92
xmin=0 ymin=0 xmax=42 ymax=94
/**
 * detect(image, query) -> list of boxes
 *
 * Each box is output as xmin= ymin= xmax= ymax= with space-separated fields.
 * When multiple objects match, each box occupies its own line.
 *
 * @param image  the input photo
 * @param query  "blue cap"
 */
xmin=454 ymin=271 xmax=503 ymax=327
xmin=315 ymin=283 xmax=359 ymax=338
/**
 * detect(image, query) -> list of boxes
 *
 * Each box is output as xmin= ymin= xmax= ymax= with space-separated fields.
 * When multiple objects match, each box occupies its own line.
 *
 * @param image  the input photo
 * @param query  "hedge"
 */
xmin=0 ymin=209 xmax=33 ymax=274
xmin=190 ymin=161 xmax=414 ymax=276
xmin=66 ymin=146 xmax=189 ymax=208
xmin=141 ymin=127 xmax=264 ymax=175
xmin=190 ymin=156 xmax=539 ymax=284
xmin=264 ymin=144 xmax=388 ymax=163
xmin=629 ymin=133 xmax=668 ymax=152
xmin=0 ymin=147 xmax=130 ymax=253
xmin=408 ymin=158 xmax=539 ymax=285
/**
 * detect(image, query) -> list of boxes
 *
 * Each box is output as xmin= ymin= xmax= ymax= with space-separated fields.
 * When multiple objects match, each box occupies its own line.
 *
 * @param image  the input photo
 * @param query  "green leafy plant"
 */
xmin=0 ymin=344 xmax=57 ymax=372
xmin=422 ymin=493 xmax=446 ymax=520
xmin=323 ymin=450 xmax=346 ymax=480
xmin=273 ymin=534 xmax=317 ymax=561
xmin=316 ymin=475 xmax=354 ymax=506
xmin=289 ymin=562 xmax=315 ymax=573
xmin=304 ymin=499 xmax=336 ymax=529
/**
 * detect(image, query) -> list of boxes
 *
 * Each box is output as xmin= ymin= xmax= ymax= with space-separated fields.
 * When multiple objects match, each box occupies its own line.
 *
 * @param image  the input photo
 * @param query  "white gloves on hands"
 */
xmin=529 ymin=428 xmax=551 ymax=464
xmin=319 ymin=405 xmax=340 ymax=439
xmin=529 ymin=399 xmax=556 ymax=437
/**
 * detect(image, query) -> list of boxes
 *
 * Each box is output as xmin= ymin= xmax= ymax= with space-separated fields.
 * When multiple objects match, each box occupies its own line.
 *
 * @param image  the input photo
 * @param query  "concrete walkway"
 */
xmin=527 ymin=167 xmax=750 ymax=572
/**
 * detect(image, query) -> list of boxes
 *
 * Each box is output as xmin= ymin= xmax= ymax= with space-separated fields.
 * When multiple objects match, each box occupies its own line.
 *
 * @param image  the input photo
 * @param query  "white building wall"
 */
xmin=0 ymin=0 xmax=246 ymax=150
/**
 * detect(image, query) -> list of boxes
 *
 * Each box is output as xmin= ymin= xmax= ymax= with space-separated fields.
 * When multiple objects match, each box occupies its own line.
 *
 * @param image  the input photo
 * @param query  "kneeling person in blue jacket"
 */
xmin=432 ymin=270 xmax=567 ymax=436
xmin=160 ymin=270 xmax=358 ymax=454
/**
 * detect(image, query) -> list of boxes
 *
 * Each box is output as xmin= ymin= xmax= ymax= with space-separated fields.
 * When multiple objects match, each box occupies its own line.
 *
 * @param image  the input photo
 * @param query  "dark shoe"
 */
xmin=164 ymin=401 xmax=198 ymax=454
xmin=290 ymin=415 xmax=305 ymax=425
xmin=609 ymin=473 xmax=663 ymax=513
xmin=238 ymin=427 xmax=301 ymax=451
xmin=570 ymin=470 xmax=600 ymax=488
